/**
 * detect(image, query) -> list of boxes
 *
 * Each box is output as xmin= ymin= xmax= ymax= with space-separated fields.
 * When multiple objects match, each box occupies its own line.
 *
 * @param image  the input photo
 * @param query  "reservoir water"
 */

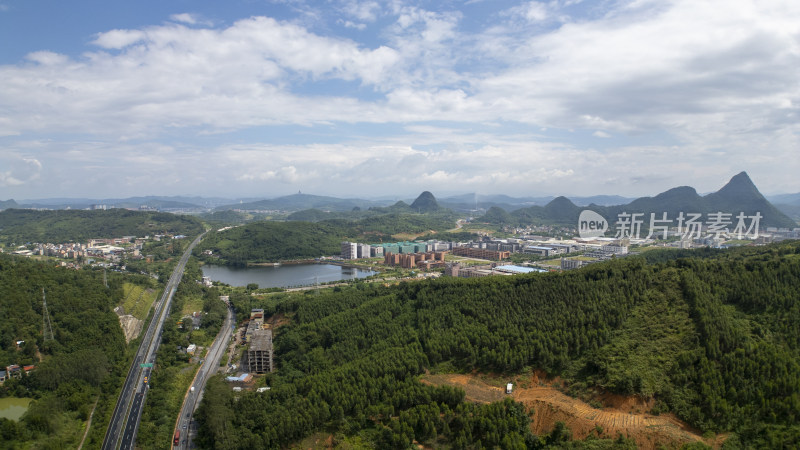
xmin=201 ymin=263 xmax=377 ymax=288
xmin=0 ymin=397 xmax=32 ymax=421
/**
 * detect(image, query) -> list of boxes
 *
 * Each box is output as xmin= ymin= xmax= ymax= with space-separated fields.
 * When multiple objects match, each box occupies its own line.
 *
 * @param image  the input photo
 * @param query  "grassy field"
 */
xmin=181 ymin=295 xmax=205 ymax=316
xmin=120 ymin=283 xmax=158 ymax=319
xmin=538 ymin=259 xmax=562 ymax=267
xmin=390 ymin=232 xmax=425 ymax=241
xmin=459 ymin=223 xmax=502 ymax=234
xmin=632 ymin=244 xmax=682 ymax=253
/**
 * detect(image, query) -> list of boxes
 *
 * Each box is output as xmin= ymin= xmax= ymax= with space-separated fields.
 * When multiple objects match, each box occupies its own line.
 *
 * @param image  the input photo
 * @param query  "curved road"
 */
xmin=103 ymin=232 xmax=206 ymax=450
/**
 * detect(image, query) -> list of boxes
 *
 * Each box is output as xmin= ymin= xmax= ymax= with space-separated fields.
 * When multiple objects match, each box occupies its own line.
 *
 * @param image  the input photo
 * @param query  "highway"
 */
xmin=102 ymin=232 xmax=206 ymax=450
xmin=174 ymin=301 xmax=235 ymax=449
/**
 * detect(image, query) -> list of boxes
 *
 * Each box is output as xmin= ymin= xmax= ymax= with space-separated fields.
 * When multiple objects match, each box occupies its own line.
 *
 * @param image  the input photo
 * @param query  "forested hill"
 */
xmin=0 ymin=208 xmax=205 ymax=243
xmin=0 ymin=253 xmax=129 ymax=446
xmin=196 ymin=242 xmax=800 ymax=448
xmin=194 ymin=212 xmax=457 ymax=264
xmin=0 ymin=199 xmax=19 ymax=211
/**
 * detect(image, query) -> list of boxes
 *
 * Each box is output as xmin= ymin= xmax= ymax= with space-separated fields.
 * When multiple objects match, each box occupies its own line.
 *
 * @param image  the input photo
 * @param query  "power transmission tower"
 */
xmin=42 ymin=288 xmax=54 ymax=341
xmin=103 ymin=268 xmax=108 ymax=288
xmin=314 ymin=275 xmax=320 ymax=295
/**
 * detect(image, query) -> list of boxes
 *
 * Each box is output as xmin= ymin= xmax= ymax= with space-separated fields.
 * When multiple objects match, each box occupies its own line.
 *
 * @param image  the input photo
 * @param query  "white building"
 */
xmin=341 ymin=242 xmax=358 ymax=259
xmin=600 ymin=244 xmax=628 ymax=255
xmin=561 ymin=258 xmax=585 ymax=270
xmin=357 ymin=244 xmax=371 ymax=259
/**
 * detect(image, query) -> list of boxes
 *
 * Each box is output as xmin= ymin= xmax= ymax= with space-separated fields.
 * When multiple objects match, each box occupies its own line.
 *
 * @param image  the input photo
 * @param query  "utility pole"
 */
xmin=42 ymin=288 xmax=54 ymax=341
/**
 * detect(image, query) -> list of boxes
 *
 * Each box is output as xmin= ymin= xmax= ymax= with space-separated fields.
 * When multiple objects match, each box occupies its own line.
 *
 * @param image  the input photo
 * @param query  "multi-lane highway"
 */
xmin=102 ymin=232 xmax=206 ymax=450
xmin=174 ymin=301 xmax=235 ymax=449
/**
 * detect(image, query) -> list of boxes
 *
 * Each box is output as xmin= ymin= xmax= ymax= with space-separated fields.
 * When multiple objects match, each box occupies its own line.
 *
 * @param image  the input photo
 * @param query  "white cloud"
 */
xmin=92 ymin=29 xmax=146 ymax=49
xmin=25 ymin=51 xmax=70 ymax=65
xmin=341 ymin=1 xmax=380 ymax=22
xmin=522 ymin=2 xmax=549 ymax=22
xmin=0 ymin=17 xmax=404 ymax=136
xmin=169 ymin=13 xmax=208 ymax=25
xmin=1 ymin=1 xmax=799 ymax=197
xmin=339 ymin=20 xmax=367 ymax=30
xmin=0 ymin=155 xmax=41 ymax=187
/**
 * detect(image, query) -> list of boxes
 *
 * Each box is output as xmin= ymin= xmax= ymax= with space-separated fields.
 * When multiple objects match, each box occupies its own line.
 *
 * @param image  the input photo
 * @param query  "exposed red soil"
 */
xmin=421 ymin=371 xmax=716 ymax=450
xmin=268 ymin=312 xmax=291 ymax=328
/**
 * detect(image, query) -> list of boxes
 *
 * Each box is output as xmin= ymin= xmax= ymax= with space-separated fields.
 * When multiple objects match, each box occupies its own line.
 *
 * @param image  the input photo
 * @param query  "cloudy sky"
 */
xmin=1 ymin=0 xmax=798 ymax=200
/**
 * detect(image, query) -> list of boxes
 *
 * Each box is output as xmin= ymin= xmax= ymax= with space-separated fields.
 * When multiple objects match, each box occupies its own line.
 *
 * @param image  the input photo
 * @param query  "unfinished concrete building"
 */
xmin=248 ymin=329 xmax=273 ymax=374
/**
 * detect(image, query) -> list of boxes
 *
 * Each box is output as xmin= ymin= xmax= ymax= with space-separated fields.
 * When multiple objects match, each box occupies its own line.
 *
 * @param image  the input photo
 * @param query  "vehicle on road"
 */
xmin=143 ymin=376 xmax=148 ymax=384
xmin=173 ymin=430 xmax=180 ymax=445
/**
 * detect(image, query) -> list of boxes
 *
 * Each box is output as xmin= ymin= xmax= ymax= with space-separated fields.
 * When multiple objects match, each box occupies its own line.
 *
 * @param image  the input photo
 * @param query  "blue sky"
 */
xmin=1 ymin=0 xmax=798 ymax=200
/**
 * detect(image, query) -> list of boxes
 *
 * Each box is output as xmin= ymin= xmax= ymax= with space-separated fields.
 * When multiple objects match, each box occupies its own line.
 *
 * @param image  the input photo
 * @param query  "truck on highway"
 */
xmin=173 ymin=430 xmax=180 ymax=445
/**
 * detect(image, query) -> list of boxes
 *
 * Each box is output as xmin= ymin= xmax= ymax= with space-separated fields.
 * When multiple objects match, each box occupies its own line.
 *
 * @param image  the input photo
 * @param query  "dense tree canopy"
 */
xmin=195 ymin=242 xmax=800 ymax=448
xmin=0 ymin=253 xmax=133 ymax=447
xmin=0 ymin=208 xmax=205 ymax=243
xmin=194 ymin=212 xmax=458 ymax=265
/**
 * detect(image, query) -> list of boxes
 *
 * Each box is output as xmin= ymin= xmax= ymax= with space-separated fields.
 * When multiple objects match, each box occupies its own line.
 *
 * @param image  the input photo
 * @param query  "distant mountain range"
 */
xmin=214 ymin=193 xmax=386 ymax=212
xmin=0 ymin=199 xmax=19 ymax=210
xmin=765 ymin=193 xmax=800 ymax=220
xmin=1 ymin=196 xmax=240 ymax=211
xmin=437 ymin=194 xmax=636 ymax=211
xmin=479 ymin=172 xmax=796 ymax=229
xmin=1 ymin=173 xmax=798 ymax=224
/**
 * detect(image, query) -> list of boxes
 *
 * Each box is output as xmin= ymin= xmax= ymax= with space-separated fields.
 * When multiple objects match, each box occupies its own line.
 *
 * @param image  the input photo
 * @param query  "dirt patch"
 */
xmin=269 ymin=313 xmax=291 ymax=329
xmin=422 ymin=373 xmax=506 ymax=404
xmin=114 ymin=306 xmax=143 ymax=343
xmin=421 ymin=372 xmax=712 ymax=450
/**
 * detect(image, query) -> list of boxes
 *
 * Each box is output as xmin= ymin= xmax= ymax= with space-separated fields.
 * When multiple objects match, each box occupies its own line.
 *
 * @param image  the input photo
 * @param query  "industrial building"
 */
xmin=493 ymin=265 xmax=547 ymax=274
xmin=523 ymin=245 xmax=566 ymax=257
xmin=378 ymin=241 xmax=430 ymax=254
xmin=560 ymin=258 xmax=585 ymax=270
xmin=446 ymin=263 xmax=546 ymax=278
xmin=384 ymin=251 xmax=447 ymax=269
xmin=450 ymin=247 xmax=510 ymax=261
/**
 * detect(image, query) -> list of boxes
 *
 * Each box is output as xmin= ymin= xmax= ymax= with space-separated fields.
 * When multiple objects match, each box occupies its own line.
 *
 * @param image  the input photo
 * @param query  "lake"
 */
xmin=201 ymin=263 xmax=377 ymax=288
xmin=0 ymin=397 xmax=32 ymax=421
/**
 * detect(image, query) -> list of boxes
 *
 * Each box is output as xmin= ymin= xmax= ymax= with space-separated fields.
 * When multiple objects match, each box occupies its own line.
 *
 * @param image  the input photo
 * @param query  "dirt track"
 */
xmin=421 ymin=373 xmax=712 ymax=450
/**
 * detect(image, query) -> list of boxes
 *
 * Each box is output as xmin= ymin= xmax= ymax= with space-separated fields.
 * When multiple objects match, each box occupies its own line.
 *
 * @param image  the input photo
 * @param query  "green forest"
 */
xmin=194 ymin=212 xmax=458 ymax=265
xmin=0 ymin=240 xmax=226 ymax=449
xmin=195 ymin=242 xmax=800 ymax=449
xmin=0 ymin=253 xmax=136 ymax=448
xmin=0 ymin=208 xmax=205 ymax=243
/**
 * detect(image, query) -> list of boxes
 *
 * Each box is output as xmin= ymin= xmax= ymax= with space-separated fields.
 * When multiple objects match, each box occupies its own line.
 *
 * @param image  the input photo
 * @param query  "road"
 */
xmin=174 ymin=302 xmax=236 ymax=449
xmin=102 ymin=232 xmax=206 ymax=450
